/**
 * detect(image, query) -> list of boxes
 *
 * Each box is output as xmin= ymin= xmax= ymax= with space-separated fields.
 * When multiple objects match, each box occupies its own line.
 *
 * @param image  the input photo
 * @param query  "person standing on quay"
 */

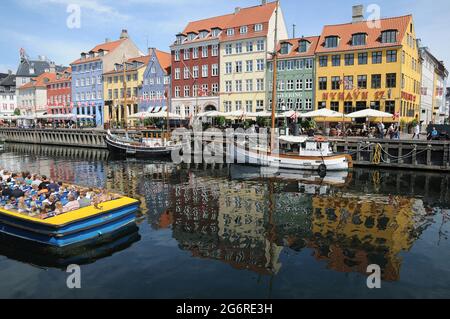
xmin=412 ymin=122 xmax=421 ymax=140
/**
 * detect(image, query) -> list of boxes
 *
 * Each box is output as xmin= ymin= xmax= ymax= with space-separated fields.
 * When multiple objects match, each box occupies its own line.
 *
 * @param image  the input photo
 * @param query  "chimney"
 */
xmin=261 ymin=0 xmax=267 ymax=5
xmin=49 ymin=62 xmax=56 ymax=73
xmin=105 ymin=38 xmax=111 ymax=43
xmin=120 ymin=29 xmax=129 ymax=39
xmin=352 ymin=5 xmax=364 ymax=23
xmin=235 ymin=7 xmax=241 ymax=14
xmin=148 ymin=47 xmax=155 ymax=55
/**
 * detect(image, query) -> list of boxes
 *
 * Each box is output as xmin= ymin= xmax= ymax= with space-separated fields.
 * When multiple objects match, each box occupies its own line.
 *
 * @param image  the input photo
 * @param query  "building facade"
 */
xmin=103 ymin=55 xmax=150 ymax=126
xmin=0 ymin=71 xmax=17 ymax=116
xmin=70 ymin=30 xmax=142 ymax=127
xmin=46 ymin=68 xmax=72 ymax=117
xmin=170 ymin=14 xmax=230 ymax=118
xmin=140 ymin=48 xmax=171 ymax=113
xmin=220 ymin=1 xmax=288 ymax=113
xmin=267 ymin=36 xmax=319 ymax=112
xmin=314 ymin=5 xmax=422 ymax=124
xmin=17 ymin=72 xmax=56 ymax=116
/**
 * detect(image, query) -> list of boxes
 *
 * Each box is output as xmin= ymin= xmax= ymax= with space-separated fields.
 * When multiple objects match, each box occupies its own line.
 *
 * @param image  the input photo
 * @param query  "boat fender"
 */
xmin=318 ymin=164 xmax=327 ymax=175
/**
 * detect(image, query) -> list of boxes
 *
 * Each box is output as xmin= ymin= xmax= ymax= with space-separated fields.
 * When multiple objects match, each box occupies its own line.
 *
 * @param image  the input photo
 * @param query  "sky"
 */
xmin=0 ymin=0 xmax=449 ymax=73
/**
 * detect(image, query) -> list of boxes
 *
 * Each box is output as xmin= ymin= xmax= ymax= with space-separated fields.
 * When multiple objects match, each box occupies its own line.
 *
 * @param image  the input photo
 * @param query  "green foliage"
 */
xmin=13 ymin=109 xmax=21 ymax=116
xmin=301 ymin=119 xmax=316 ymax=130
xmin=216 ymin=116 xmax=226 ymax=127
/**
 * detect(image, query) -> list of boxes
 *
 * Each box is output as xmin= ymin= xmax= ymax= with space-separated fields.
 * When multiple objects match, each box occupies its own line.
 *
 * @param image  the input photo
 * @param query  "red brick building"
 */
xmin=170 ymin=14 xmax=233 ymax=117
xmin=46 ymin=68 xmax=72 ymax=117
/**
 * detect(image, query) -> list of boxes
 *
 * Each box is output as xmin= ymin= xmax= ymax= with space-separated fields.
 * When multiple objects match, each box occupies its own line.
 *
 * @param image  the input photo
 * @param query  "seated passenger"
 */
xmin=78 ymin=191 xmax=92 ymax=208
xmin=63 ymin=194 xmax=80 ymax=212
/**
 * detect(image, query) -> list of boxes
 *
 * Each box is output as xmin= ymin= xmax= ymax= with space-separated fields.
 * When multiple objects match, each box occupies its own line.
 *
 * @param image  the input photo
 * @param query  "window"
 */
xmin=235 ymin=80 xmax=242 ymax=92
xmin=286 ymin=80 xmax=294 ymax=91
xmin=381 ymin=30 xmax=397 ymax=43
xmin=319 ymin=77 xmax=327 ymax=90
xmin=332 ymin=55 xmax=341 ymax=66
xmin=385 ymin=100 xmax=395 ymax=113
xmin=371 ymin=74 xmax=381 ymax=89
xmin=352 ymin=33 xmax=366 ymax=46
xmin=295 ymin=99 xmax=302 ymax=110
xmin=344 ymin=54 xmax=354 ymax=66
xmin=256 ymin=40 xmax=265 ymax=51
xmin=184 ymin=86 xmax=190 ymax=97
xmin=305 ymin=78 xmax=313 ymax=90
xmin=357 ymin=75 xmax=367 ymax=89
xmin=319 ymin=56 xmax=328 ymax=67
xmin=296 ymin=79 xmax=303 ymax=90
xmin=235 ymin=101 xmax=242 ymax=111
xmin=387 ymin=50 xmax=397 ymax=63
xmin=305 ymin=99 xmax=312 ymax=110
xmin=372 ymin=51 xmax=382 ymax=64
xmin=235 ymin=43 xmax=243 ymax=54
xmin=246 ymin=79 xmax=253 ymax=92
xmin=305 ymin=59 xmax=313 ymax=69
xmin=344 ymin=101 xmax=353 ymax=114
xmin=227 ymin=28 xmax=234 ymax=36
xmin=330 ymin=101 xmax=340 ymax=112
xmin=225 ymin=44 xmax=232 ymax=55
xmin=370 ymin=101 xmax=380 ymax=110
xmin=256 ymin=100 xmax=264 ymax=111
xmin=246 ymin=41 xmax=253 ymax=52
xmin=193 ymin=84 xmax=198 ymax=97
xmin=192 ymin=47 xmax=199 ymax=59
xmin=225 ymin=81 xmax=232 ymax=93
xmin=256 ymin=59 xmax=264 ymax=71
xmin=245 ymin=100 xmax=253 ymax=112
xmin=240 ymin=26 xmax=248 ymax=34
xmin=280 ymin=43 xmax=290 ymax=55
xmin=358 ymin=52 xmax=368 ymax=64
xmin=212 ymin=64 xmax=218 ymax=76
xmin=202 ymin=65 xmax=208 ymax=77
xmin=224 ymin=101 xmax=232 ymax=112
xmin=235 ymin=61 xmax=243 ymax=73
xmin=246 ymin=60 xmax=253 ymax=72
xmin=299 ymin=40 xmax=309 ymax=53
xmin=386 ymin=73 xmax=397 ymax=88
xmin=225 ymin=62 xmax=232 ymax=74
xmin=256 ymin=79 xmax=264 ymax=91
xmin=184 ymin=67 xmax=190 ymax=79
xmin=344 ymin=76 xmax=353 ymax=90
xmin=175 ymin=86 xmax=180 ymax=98
xmin=331 ymin=76 xmax=340 ymax=90
xmin=183 ymin=49 xmax=190 ymax=60
xmin=212 ymin=83 xmax=219 ymax=94
xmin=255 ymin=24 xmax=263 ymax=32
xmin=325 ymin=36 xmax=339 ymax=48
xmin=193 ymin=66 xmax=199 ymax=78
xmin=202 ymin=45 xmax=208 ymax=58
xmin=212 ymin=45 xmax=219 ymax=56
xmin=356 ymin=101 xmax=367 ymax=111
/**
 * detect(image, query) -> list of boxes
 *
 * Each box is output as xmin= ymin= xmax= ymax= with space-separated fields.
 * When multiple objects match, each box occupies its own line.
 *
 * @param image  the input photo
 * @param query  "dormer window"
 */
xmin=199 ymin=30 xmax=209 ymax=39
xmin=240 ymin=26 xmax=248 ymax=34
xmin=176 ymin=34 xmax=186 ymax=44
xmin=187 ymin=33 xmax=197 ymax=41
xmin=352 ymin=33 xmax=367 ymax=46
xmin=280 ymin=42 xmax=292 ymax=55
xmin=227 ymin=28 xmax=234 ymax=36
xmin=211 ymin=28 xmax=221 ymax=37
xmin=81 ymin=53 xmax=86 ymax=60
xmin=298 ymin=40 xmax=310 ymax=53
xmin=255 ymin=24 xmax=263 ymax=32
xmin=325 ymin=36 xmax=339 ymax=48
xmin=381 ymin=30 xmax=397 ymax=43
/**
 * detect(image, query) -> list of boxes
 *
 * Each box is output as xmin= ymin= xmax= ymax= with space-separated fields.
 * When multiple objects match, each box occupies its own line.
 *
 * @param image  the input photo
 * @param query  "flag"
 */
xmin=393 ymin=112 xmax=400 ymax=121
xmin=290 ymin=112 xmax=298 ymax=121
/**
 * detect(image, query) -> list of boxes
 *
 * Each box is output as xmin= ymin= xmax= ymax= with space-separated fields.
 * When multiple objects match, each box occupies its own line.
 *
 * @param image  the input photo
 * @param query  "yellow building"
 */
xmin=219 ymin=2 xmax=288 ymax=113
xmin=103 ymin=55 xmax=150 ymax=126
xmin=314 ymin=6 xmax=421 ymax=124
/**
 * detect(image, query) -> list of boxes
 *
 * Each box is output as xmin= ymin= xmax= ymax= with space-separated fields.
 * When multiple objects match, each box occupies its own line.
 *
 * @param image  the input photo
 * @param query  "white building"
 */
xmin=17 ymin=72 xmax=56 ymax=116
xmin=0 ymin=71 xmax=17 ymax=116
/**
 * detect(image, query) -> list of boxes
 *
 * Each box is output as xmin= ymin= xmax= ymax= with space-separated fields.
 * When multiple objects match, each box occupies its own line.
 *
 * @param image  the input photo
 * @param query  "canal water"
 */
xmin=0 ymin=143 xmax=449 ymax=299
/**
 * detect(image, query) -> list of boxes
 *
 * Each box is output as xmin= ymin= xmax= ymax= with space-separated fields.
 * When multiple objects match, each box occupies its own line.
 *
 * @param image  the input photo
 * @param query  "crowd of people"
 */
xmin=0 ymin=169 xmax=119 ymax=220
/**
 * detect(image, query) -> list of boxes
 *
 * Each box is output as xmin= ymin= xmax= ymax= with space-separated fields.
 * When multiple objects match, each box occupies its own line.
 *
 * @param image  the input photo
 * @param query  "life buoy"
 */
xmin=314 ymin=136 xmax=327 ymax=142
xmin=318 ymin=164 xmax=327 ymax=176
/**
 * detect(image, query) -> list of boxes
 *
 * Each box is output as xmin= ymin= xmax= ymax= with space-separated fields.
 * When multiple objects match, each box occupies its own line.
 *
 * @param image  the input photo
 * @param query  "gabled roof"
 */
xmin=19 ymin=72 xmax=57 ymax=89
xmin=273 ymin=36 xmax=320 ymax=59
xmin=103 ymin=54 xmax=150 ymax=75
xmin=155 ymin=50 xmax=171 ymax=75
xmin=182 ymin=14 xmax=234 ymax=35
xmin=0 ymin=73 xmax=16 ymax=87
xmin=71 ymin=39 xmax=126 ymax=65
xmin=315 ymin=15 xmax=412 ymax=54
xmin=16 ymin=60 xmax=52 ymax=77
xmin=226 ymin=1 xmax=277 ymax=28
xmin=128 ymin=55 xmax=151 ymax=65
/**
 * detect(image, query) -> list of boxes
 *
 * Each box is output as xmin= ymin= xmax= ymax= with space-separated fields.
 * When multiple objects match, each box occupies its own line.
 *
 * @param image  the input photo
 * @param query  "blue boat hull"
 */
xmin=0 ymin=203 xmax=140 ymax=247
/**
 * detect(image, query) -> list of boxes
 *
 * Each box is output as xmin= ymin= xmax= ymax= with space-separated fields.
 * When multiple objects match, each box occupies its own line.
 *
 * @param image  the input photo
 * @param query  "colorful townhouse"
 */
xmin=103 ymin=54 xmax=150 ymax=126
xmin=267 ymin=36 xmax=319 ymax=112
xmin=140 ymin=48 xmax=171 ymax=113
xmin=17 ymin=72 xmax=56 ymax=116
xmin=220 ymin=1 xmax=288 ymax=113
xmin=170 ymin=12 xmax=230 ymax=117
xmin=0 ymin=71 xmax=16 ymax=116
xmin=70 ymin=30 xmax=142 ymax=127
xmin=419 ymin=47 xmax=448 ymax=125
xmin=46 ymin=68 xmax=72 ymax=117
xmin=314 ymin=5 xmax=422 ymax=123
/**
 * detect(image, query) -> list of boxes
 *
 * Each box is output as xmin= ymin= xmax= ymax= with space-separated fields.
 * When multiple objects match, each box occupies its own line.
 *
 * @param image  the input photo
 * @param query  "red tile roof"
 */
xmin=226 ymin=1 xmax=277 ymax=28
xmin=315 ymin=15 xmax=412 ymax=54
xmin=155 ymin=50 xmax=171 ymax=74
xmin=19 ymin=72 xmax=57 ymax=89
xmin=272 ymin=36 xmax=320 ymax=60
xmin=182 ymin=14 xmax=234 ymax=35
xmin=71 ymin=39 xmax=126 ymax=65
xmin=128 ymin=55 xmax=151 ymax=65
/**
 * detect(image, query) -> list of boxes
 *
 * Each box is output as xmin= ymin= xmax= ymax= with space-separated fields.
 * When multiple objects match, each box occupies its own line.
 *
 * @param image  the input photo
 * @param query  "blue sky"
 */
xmin=0 ymin=0 xmax=449 ymax=73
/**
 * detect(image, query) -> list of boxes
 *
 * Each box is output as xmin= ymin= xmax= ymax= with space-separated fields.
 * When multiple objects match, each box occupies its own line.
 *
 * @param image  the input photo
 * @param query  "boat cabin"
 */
xmin=279 ymin=136 xmax=333 ymax=157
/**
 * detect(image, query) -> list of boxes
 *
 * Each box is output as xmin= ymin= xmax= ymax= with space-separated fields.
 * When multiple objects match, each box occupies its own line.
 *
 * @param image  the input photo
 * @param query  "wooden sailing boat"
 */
xmin=235 ymin=1 xmax=352 ymax=172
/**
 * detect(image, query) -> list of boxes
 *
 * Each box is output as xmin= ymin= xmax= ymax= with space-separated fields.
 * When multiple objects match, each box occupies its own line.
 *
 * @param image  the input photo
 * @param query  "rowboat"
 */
xmin=0 ymin=195 xmax=140 ymax=248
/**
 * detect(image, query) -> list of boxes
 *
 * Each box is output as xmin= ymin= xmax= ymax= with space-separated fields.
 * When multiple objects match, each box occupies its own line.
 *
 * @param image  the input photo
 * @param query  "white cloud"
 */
xmin=0 ymin=65 xmax=15 ymax=74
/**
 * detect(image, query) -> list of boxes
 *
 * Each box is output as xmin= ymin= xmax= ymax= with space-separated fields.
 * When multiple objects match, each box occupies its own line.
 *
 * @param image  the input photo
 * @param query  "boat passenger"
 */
xmin=78 ymin=191 xmax=92 ymax=208
xmin=25 ymin=175 xmax=33 ymax=185
xmin=63 ymin=194 xmax=80 ymax=212
xmin=11 ymin=185 xmax=24 ymax=199
xmin=38 ymin=176 xmax=50 ymax=191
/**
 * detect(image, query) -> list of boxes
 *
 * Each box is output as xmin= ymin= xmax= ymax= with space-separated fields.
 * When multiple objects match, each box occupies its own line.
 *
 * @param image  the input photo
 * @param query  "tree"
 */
xmin=13 ymin=109 xmax=21 ymax=116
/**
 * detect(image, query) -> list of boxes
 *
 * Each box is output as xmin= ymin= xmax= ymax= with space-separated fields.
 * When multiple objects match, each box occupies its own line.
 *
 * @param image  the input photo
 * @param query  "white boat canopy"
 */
xmin=300 ymin=108 xmax=344 ymax=118
xmin=278 ymin=136 xmax=308 ymax=144
xmin=345 ymin=109 xmax=393 ymax=118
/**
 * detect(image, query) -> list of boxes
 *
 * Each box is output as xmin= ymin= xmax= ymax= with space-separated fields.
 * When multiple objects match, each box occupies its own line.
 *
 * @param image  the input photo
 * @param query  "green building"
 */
xmin=267 ymin=36 xmax=319 ymax=113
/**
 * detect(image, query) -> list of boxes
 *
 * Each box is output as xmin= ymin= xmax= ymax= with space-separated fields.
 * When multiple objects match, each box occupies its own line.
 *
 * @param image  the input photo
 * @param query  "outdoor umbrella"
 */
xmin=345 ymin=109 xmax=393 ymax=119
xmin=300 ymin=108 xmax=344 ymax=118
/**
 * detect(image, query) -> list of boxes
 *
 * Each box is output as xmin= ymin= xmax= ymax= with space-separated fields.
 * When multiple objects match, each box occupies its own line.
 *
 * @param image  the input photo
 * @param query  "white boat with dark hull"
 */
xmin=105 ymin=130 xmax=180 ymax=158
xmin=235 ymin=136 xmax=353 ymax=173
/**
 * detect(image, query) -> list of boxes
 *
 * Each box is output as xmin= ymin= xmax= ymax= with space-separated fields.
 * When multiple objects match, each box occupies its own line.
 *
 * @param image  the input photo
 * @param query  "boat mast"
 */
xmin=270 ymin=0 xmax=280 ymax=153
xmin=122 ymin=54 xmax=128 ymax=131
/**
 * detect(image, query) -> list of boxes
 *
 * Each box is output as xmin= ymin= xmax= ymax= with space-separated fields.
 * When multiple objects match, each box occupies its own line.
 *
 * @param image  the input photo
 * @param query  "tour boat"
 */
xmin=0 ymin=195 xmax=140 ymax=248
xmin=235 ymin=135 xmax=353 ymax=172
xmin=105 ymin=129 xmax=181 ymax=158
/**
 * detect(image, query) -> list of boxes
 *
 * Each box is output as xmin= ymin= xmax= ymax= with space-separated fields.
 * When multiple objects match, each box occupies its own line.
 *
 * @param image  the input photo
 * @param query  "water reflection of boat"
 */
xmin=0 ymin=224 xmax=140 ymax=269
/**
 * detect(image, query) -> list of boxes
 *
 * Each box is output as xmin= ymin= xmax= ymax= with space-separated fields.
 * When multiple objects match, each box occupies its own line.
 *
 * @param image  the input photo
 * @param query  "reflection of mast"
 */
xmin=270 ymin=0 xmax=280 ymax=153
xmin=122 ymin=54 xmax=128 ymax=130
